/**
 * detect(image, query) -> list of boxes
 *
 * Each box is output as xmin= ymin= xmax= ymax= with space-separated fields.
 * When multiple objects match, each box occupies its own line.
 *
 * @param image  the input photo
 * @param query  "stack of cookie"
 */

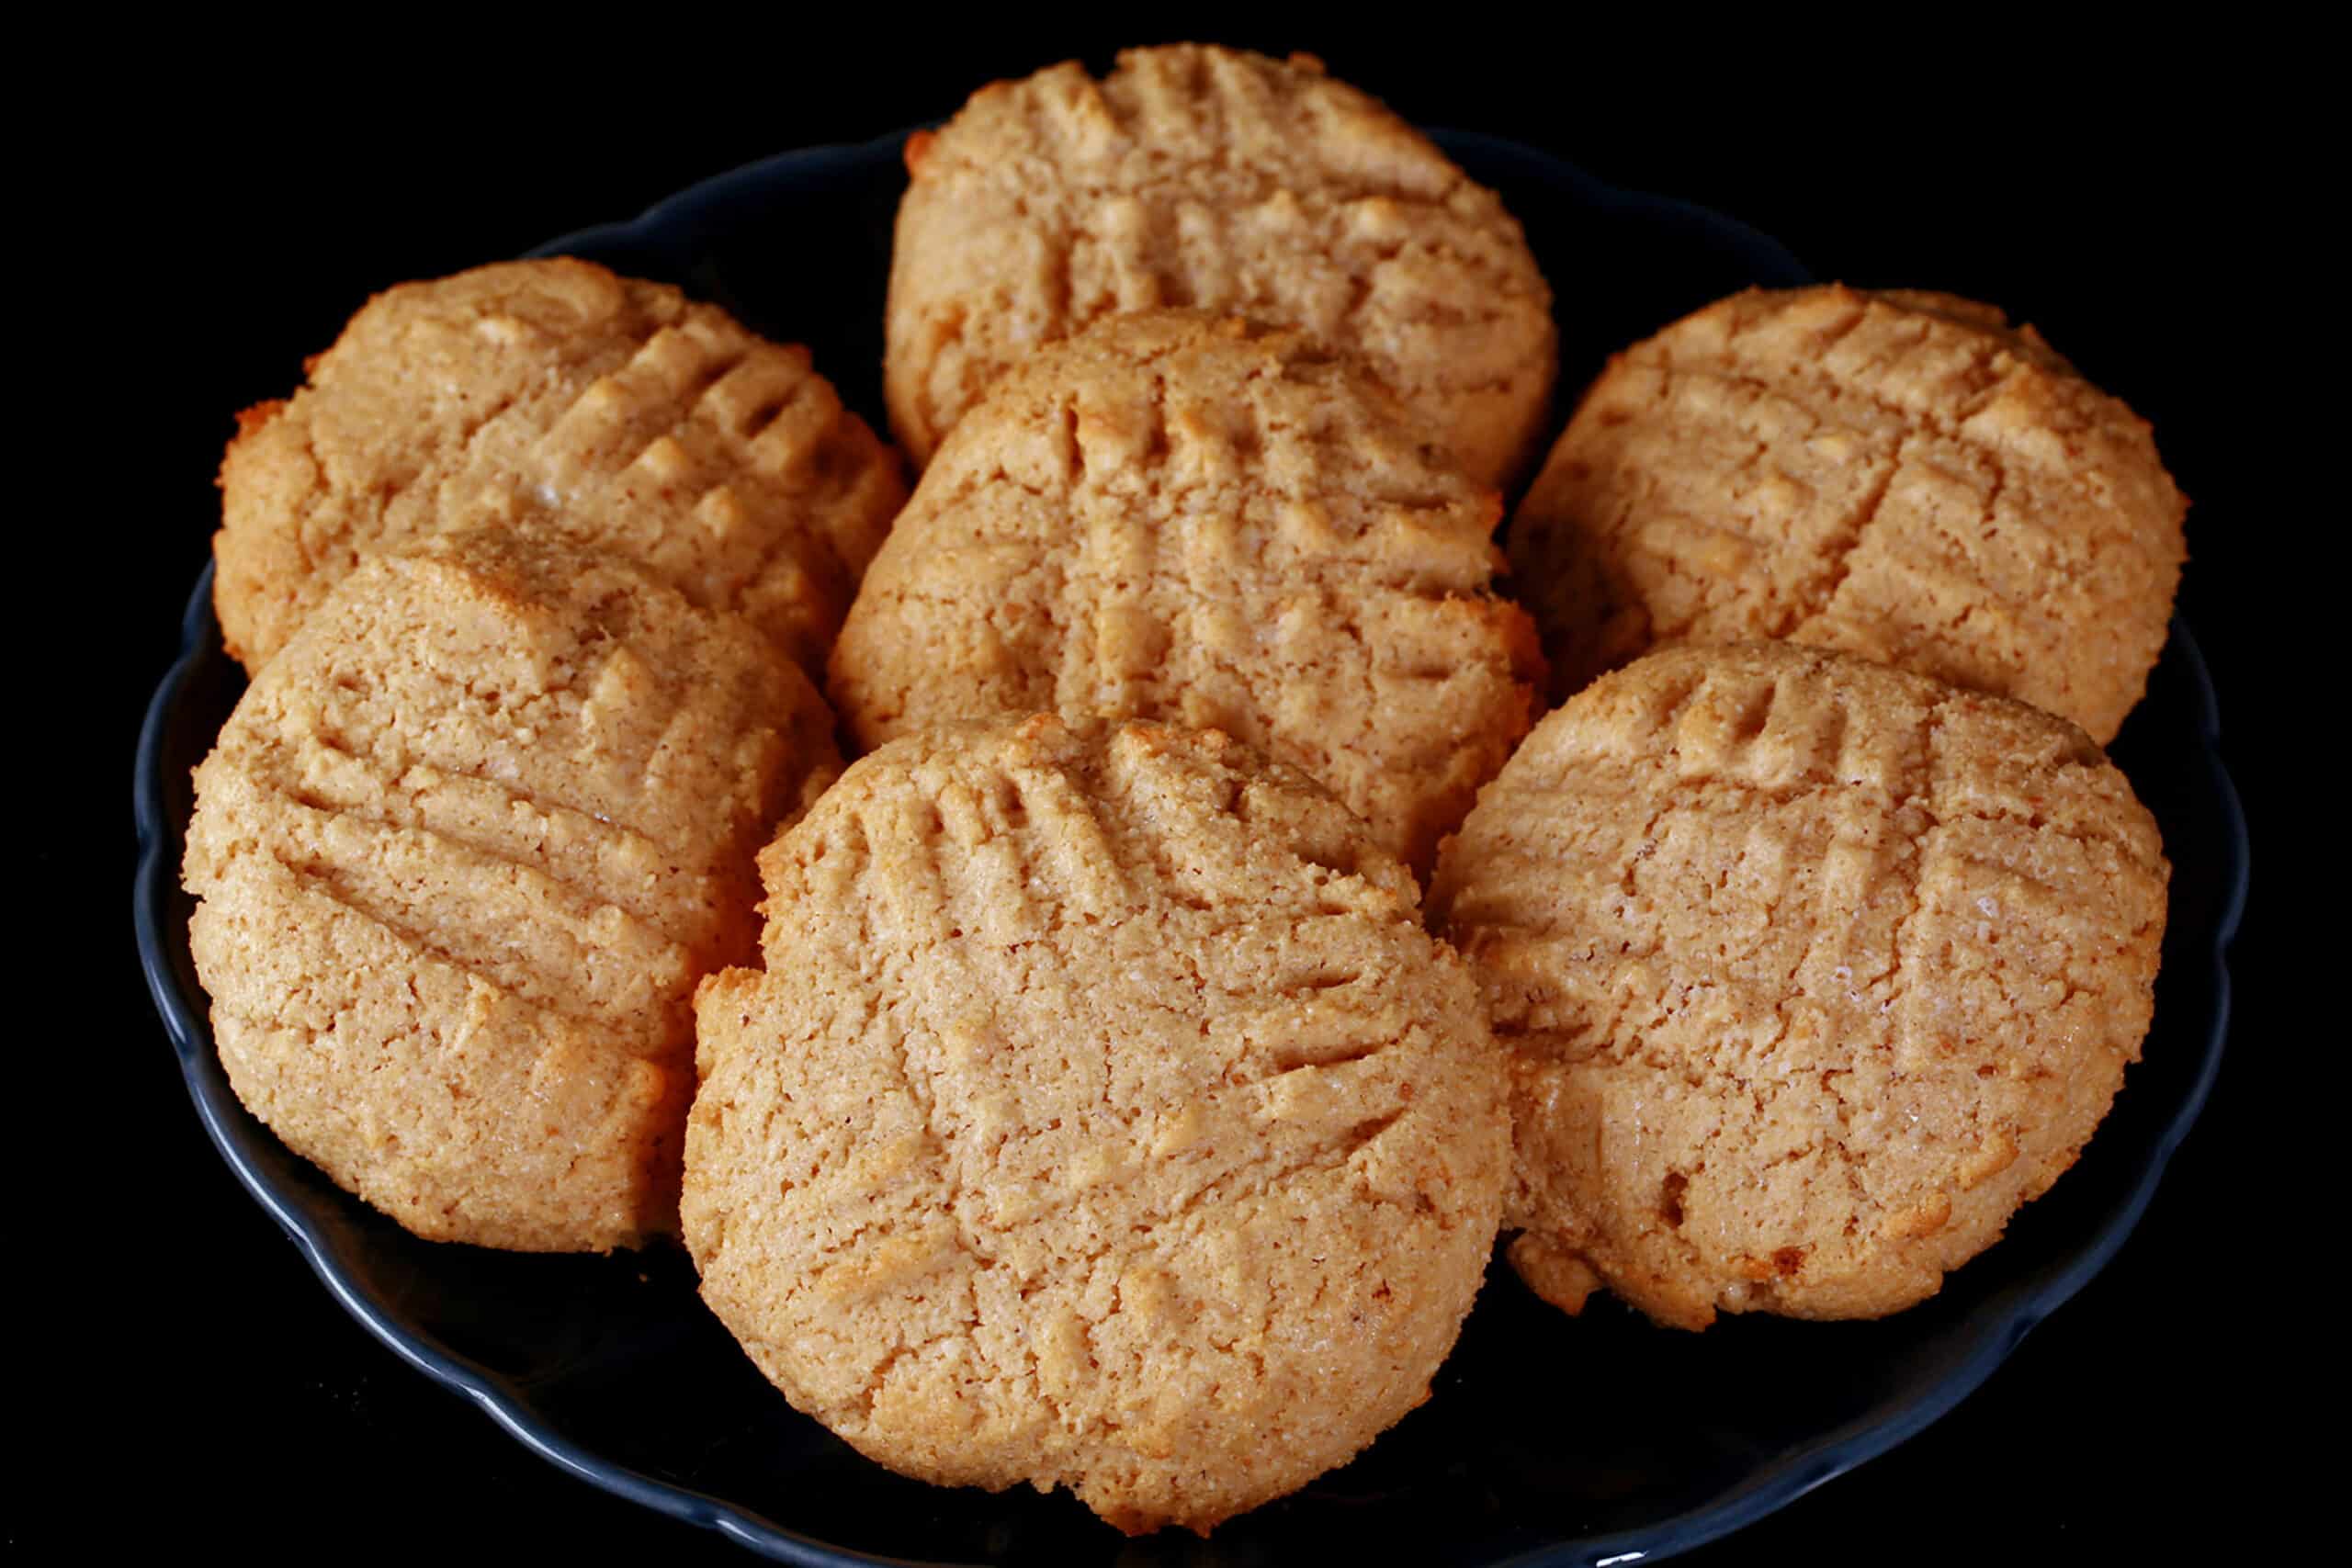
xmin=191 ymin=258 xmax=904 ymax=1249
xmin=183 ymin=42 xmax=2183 ymax=1538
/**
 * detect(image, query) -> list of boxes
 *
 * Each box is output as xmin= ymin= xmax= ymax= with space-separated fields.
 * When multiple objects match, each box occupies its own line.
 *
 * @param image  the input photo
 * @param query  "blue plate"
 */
xmin=132 ymin=128 xmax=2247 ymax=1567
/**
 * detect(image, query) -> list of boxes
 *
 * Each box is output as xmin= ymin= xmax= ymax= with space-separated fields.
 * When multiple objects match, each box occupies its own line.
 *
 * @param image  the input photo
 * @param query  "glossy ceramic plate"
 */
xmin=133 ymin=128 xmax=2248 ymax=1567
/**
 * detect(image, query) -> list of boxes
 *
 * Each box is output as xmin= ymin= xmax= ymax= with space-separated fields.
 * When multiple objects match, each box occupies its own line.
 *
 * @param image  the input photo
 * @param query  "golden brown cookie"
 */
xmin=185 ymin=531 xmax=840 ymax=1252
xmin=885 ymin=44 xmax=1555 ymax=487
xmin=216 ymin=256 xmax=905 ymax=674
xmin=1509 ymin=285 xmax=2187 ymax=741
xmin=1425 ymin=642 xmax=2167 ymax=1329
xmin=684 ymin=715 xmax=1508 ymax=1534
xmin=831 ymin=310 xmax=1545 ymax=874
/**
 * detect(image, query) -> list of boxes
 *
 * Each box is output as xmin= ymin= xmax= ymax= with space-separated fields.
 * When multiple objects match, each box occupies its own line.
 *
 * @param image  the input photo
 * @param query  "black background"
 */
xmin=32 ymin=22 xmax=2304 ymax=1565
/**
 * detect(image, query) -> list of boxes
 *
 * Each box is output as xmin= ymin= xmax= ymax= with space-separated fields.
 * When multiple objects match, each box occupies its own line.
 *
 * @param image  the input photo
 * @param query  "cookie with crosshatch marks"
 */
xmin=884 ymin=42 xmax=1556 ymax=487
xmin=184 ymin=530 xmax=840 ymax=1252
xmin=684 ymin=714 xmax=1509 ymax=1534
xmin=214 ymin=256 xmax=904 ymax=673
xmin=1509 ymin=284 xmax=2187 ymax=741
xmin=831 ymin=309 xmax=1546 ymax=874
xmin=1425 ymin=641 xmax=2167 ymax=1329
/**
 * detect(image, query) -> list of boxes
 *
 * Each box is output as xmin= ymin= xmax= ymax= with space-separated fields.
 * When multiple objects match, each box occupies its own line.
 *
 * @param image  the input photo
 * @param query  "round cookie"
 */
xmin=1426 ymin=642 xmax=2167 ymax=1329
xmin=885 ymin=43 xmax=1555 ymax=488
xmin=216 ymin=256 xmax=905 ymax=674
xmin=1509 ymin=284 xmax=2187 ymax=741
xmin=831 ymin=310 xmax=1546 ymax=874
xmin=185 ymin=530 xmax=841 ymax=1252
xmin=684 ymin=715 xmax=1509 ymax=1534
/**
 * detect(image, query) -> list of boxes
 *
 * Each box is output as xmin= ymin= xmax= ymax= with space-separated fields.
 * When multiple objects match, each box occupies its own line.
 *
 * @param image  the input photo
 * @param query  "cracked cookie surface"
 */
xmin=831 ymin=310 xmax=1545 ymax=874
xmin=215 ymin=257 xmax=905 ymax=674
xmin=884 ymin=43 xmax=1555 ymax=487
xmin=185 ymin=530 xmax=841 ymax=1251
xmin=1509 ymin=285 xmax=2187 ymax=740
xmin=684 ymin=714 xmax=1508 ymax=1533
xmin=1426 ymin=642 xmax=2167 ymax=1329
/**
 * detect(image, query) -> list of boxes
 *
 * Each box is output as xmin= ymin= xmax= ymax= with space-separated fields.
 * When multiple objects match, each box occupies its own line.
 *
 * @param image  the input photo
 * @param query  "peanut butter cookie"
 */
xmin=185 ymin=531 xmax=840 ymax=1251
xmin=885 ymin=43 xmax=1555 ymax=487
xmin=1426 ymin=642 xmax=2167 ymax=1328
xmin=831 ymin=310 xmax=1545 ymax=874
xmin=216 ymin=257 xmax=904 ymax=673
xmin=685 ymin=714 xmax=1508 ymax=1532
xmin=1510 ymin=285 xmax=2187 ymax=740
